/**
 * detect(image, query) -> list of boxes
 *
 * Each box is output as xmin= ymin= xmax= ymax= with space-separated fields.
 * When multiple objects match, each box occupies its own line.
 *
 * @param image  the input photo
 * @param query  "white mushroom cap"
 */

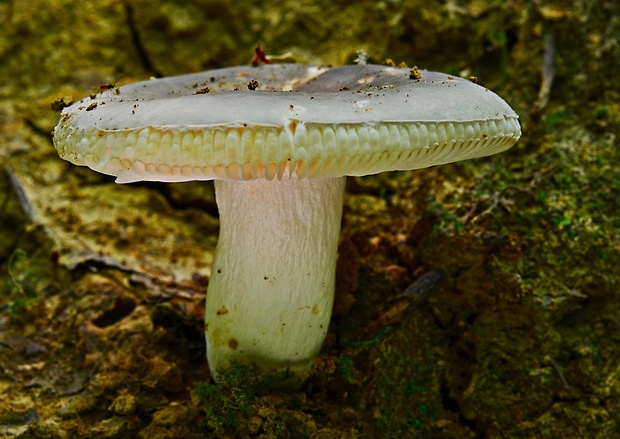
xmin=54 ymin=64 xmax=520 ymax=183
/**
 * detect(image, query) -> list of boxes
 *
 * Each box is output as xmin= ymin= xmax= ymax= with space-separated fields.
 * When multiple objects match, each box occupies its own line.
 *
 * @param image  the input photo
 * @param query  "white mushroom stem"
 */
xmin=205 ymin=174 xmax=346 ymax=376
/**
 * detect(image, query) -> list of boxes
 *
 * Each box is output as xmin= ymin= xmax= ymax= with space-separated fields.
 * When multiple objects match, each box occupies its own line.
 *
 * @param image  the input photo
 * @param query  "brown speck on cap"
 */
xmin=409 ymin=66 xmax=421 ymax=80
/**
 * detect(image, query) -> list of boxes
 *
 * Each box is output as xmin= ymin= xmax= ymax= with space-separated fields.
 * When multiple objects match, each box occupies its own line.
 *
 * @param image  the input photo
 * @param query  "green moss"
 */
xmin=373 ymin=318 xmax=444 ymax=438
xmin=194 ymin=362 xmax=258 ymax=434
xmin=335 ymin=356 xmax=356 ymax=384
xmin=1 ymin=234 xmax=65 ymax=319
xmin=193 ymin=362 xmax=313 ymax=438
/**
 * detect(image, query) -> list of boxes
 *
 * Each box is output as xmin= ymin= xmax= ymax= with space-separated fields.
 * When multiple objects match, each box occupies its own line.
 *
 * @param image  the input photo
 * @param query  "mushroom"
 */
xmin=53 ymin=64 xmax=521 ymax=378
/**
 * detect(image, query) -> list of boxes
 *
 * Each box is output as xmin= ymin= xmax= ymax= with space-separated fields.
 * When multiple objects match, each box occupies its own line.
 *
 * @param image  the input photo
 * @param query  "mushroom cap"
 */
xmin=53 ymin=64 xmax=521 ymax=182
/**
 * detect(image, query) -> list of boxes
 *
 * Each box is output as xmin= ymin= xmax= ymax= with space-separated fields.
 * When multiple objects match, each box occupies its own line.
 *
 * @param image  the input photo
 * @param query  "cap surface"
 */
xmin=53 ymin=64 xmax=521 ymax=182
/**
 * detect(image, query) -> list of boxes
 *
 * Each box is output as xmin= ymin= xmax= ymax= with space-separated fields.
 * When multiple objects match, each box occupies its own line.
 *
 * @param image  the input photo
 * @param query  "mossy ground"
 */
xmin=1 ymin=0 xmax=619 ymax=437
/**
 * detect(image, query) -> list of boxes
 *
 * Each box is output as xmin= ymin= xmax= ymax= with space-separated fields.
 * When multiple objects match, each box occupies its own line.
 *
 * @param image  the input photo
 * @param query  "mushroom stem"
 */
xmin=205 ymin=174 xmax=346 ymax=377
